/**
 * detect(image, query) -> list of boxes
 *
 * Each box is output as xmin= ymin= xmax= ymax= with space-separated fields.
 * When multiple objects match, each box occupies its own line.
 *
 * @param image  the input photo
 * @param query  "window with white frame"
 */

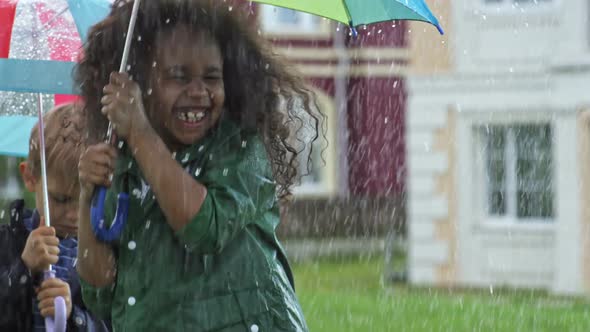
xmin=477 ymin=124 xmax=553 ymax=221
xmin=259 ymin=4 xmax=326 ymax=35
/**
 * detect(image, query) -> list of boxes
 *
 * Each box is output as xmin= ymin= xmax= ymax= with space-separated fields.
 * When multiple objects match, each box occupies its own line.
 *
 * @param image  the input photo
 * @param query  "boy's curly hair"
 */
xmin=75 ymin=0 xmax=323 ymax=200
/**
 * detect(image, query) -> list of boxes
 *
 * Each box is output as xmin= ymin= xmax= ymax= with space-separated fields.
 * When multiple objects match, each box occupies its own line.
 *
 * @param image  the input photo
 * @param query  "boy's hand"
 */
xmin=101 ymin=72 xmax=150 ymax=140
xmin=37 ymin=278 xmax=72 ymax=319
xmin=21 ymin=223 xmax=59 ymax=273
xmin=78 ymin=143 xmax=117 ymax=199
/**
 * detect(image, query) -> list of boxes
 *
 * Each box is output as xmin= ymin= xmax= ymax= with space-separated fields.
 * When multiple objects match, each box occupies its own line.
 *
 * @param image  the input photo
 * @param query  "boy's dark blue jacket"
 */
xmin=0 ymin=199 xmax=110 ymax=332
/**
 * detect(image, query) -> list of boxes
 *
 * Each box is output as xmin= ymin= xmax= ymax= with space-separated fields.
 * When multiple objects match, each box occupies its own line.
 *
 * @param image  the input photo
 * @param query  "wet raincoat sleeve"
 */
xmin=175 ymin=135 xmax=277 ymax=255
xmin=0 ymin=228 xmax=34 ymax=329
xmin=79 ymin=278 xmax=115 ymax=321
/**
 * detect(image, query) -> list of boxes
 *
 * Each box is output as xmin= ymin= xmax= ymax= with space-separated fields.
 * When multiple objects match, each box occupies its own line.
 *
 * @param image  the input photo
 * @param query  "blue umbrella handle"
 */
xmin=43 ymin=270 xmax=66 ymax=332
xmin=90 ymin=186 xmax=130 ymax=242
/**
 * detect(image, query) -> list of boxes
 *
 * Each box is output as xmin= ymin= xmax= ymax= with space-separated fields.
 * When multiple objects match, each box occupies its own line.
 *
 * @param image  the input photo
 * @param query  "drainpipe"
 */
xmin=334 ymin=24 xmax=350 ymax=198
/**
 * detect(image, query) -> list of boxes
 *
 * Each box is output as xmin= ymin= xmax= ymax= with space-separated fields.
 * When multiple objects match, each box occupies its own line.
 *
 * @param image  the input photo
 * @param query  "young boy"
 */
xmin=0 ymin=103 xmax=109 ymax=331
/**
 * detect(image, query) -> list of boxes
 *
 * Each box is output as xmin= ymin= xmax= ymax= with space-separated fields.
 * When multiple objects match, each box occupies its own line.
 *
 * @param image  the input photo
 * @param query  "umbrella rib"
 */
xmin=41 ymin=6 xmax=69 ymax=31
xmin=341 ymin=0 xmax=353 ymax=26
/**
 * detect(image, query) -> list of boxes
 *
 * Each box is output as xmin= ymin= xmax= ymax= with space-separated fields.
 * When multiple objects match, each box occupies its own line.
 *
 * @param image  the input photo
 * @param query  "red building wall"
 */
xmin=343 ymin=22 xmax=407 ymax=196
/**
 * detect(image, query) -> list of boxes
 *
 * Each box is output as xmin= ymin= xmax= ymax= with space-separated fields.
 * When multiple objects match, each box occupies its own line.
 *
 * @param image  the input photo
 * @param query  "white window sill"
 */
xmin=292 ymin=183 xmax=335 ymax=198
xmin=477 ymin=217 xmax=555 ymax=234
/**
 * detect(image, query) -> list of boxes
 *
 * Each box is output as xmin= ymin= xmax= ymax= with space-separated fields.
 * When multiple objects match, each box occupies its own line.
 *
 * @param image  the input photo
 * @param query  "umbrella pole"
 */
xmin=38 ymin=98 xmax=67 ymax=332
xmin=37 ymin=93 xmax=51 ymax=229
xmin=106 ymin=0 xmax=141 ymax=143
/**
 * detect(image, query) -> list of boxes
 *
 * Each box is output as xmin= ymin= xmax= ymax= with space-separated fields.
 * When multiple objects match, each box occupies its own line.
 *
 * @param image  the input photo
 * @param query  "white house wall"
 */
xmin=407 ymin=71 xmax=588 ymax=293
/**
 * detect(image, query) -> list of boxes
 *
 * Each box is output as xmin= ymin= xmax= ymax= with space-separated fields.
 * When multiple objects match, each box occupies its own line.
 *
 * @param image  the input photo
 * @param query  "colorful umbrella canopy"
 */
xmin=250 ymin=0 xmax=443 ymax=34
xmin=0 ymin=0 xmax=111 ymax=157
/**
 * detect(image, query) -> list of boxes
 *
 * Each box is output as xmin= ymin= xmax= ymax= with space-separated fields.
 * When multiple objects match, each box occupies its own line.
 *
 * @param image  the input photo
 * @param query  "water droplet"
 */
xmin=0 ymin=210 xmax=4 ymax=219
xmin=145 ymin=220 xmax=151 ymax=229
xmin=128 ymin=297 xmax=136 ymax=306
xmin=165 ymin=18 xmax=170 ymax=24
xmin=137 ymin=35 xmax=142 ymax=41
xmin=228 ymin=6 xmax=233 ymax=11
xmin=222 ymin=168 xmax=228 ymax=176
xmin=182 ymin=153 xmax=190 ymax=163
xmin=128 ymin=241 xmax=137 ymax=250
xmin=147 ymin=88 xmax=153 ymax=95
xmin=152 ymin=61 xmax=157 ymax=68
xmin=194 ymin=167 xmax=202 ymax=177
xmin=126 ymin=64 xmax=131 ymax=71
xmin=118 ymin=141 xmax=125 ymax=149
xmin=384 ymin=117 xmax=389 ymax=124
xmin=241 ymin=140 xmax=247 ymax=148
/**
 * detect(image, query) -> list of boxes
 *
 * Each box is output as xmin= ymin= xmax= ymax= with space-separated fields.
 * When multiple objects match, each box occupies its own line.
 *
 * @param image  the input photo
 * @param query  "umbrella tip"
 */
xmin=436 ymin=25 xmax=444 ymax=35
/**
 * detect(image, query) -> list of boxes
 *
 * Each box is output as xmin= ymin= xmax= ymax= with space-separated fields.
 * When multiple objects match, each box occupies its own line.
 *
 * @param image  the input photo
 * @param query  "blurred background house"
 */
xmin=249 ymin=3 xmax=410 ymax=263
xmin=406 ymin=0 xmax=590 ymax=295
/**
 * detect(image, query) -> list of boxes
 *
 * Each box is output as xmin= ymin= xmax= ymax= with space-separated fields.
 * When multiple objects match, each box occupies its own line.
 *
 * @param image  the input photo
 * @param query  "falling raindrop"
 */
xmin=228 ymin=6 xmax=233 ymax=11
xmin=147 ymin=88 xmax=153 ymax=95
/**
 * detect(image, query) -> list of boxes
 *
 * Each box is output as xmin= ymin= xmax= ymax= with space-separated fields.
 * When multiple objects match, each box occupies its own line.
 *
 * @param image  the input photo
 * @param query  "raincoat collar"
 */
xmin=114 ymin=115 xmax=244 ymax=177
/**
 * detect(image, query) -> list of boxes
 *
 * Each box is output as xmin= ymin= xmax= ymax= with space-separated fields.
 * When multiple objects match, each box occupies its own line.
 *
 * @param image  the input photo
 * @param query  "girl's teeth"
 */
xmin=178 ymin=111 xmax=206 ymax=123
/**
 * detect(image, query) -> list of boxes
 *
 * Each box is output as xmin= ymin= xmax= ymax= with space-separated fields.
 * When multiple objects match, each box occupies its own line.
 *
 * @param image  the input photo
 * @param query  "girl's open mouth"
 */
xmin=174 ymin=107 xmax=209 ymax=127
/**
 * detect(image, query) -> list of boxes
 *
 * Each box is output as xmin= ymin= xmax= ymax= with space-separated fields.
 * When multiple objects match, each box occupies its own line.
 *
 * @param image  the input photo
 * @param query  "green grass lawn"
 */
xmin=292 ymin=256 xmax=590 ymax=332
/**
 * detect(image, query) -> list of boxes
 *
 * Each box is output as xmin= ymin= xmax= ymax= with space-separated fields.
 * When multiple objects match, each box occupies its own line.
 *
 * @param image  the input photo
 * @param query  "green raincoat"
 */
xmin=80 ymin=119 xmax=308 ymax=331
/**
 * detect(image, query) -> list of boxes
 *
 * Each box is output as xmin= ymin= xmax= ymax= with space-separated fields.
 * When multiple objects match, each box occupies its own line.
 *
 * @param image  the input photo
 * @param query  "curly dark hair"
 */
xmin=75 ymin=0 xmax=324 ymax=199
